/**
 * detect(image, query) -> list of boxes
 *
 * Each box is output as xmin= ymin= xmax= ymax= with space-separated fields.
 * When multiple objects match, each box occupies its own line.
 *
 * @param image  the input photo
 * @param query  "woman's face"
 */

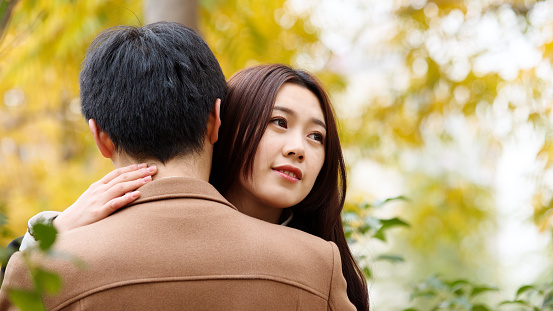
xmin=227 ymin=83 xmax=326 ymax=223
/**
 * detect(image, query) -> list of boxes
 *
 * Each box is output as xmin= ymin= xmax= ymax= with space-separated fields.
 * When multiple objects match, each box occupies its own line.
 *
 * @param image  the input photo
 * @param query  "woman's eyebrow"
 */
xmin=273 ymin=106 xmax=326 ymax=130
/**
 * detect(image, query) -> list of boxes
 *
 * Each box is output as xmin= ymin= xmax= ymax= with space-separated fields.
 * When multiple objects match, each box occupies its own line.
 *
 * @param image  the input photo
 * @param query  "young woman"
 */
xmin=18 ymin=64 xmax=369 ymax=310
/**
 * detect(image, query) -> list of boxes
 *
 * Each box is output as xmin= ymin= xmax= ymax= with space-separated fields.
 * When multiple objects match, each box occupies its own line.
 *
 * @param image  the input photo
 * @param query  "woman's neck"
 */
xmin=224 ymin=188 xmax=284 ymax=224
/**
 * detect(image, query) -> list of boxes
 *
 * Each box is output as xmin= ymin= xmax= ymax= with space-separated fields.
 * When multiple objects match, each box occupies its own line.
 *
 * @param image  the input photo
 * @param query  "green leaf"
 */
xmin=0 ymin=1 xmax=9 ymax=20
xmin=7 ymin=288 xmax=44 ymax=311
xmin=425 ymin=275 xmax=447 ymax=289
xmin=375 ymin=195 xmax=410 ymax=207
xmin=344 ymin=230 xmax=353 ymax=240
xmin=453 ymin=288 xmax=465 ymax=296
xmin=34 ymin=269 xmax=62 ymax=295
xmin=379 ymin=217 xmax=410 ymax=228
xmin=447 ymin=279 xmax=470 ymax=288
xmin=447 ymin=296 xmax=471 ymax=309
xmin=0 ymin=236 xmax=22 ymax=265
xmin=358 ymin=224 xmax=371 ymax=235
xmin=0 ymin=0 xmax=17 ymax=42
xmin=362 ymin=266 xmax=372 ymax=279
xmin=516 ymin=285 xmax=537 ymax=298
xmin=0 ymin=213 xmax=7 ymax=226
xmin=410 ymin=290 xmax=437 ymax=300
xmin=0 ymin=246 xmax=11 ymax=266
xmin=47 ymin=249 xmax=87 ymax=269
xmin=499 ymin=300 xmax=530 ymax=306
xmin=373 ymin=227 xmax=387 ymax=241
xmin=356 ymin=202 xmax=373 ymax=210
xmin=471 ymin=286 xmax=498 ymax=297
xmin=32 ymin=223 xmax=57 ymax=251
xmin=471 ymin=304 xmax=491 ymax=311
xmin=364 ymin=216 xmax=382 ymax=231
xmin=542 ymin=291 xmax=553 ymax=308
xmin=376 ymin=254 xmax=405 ymax=263
xmin=373 ymin=217 xmax=410 ymax=241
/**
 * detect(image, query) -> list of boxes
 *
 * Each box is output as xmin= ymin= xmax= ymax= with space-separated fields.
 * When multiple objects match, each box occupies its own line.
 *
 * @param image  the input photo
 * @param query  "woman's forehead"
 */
xmin=274 ymin=84 xmax=325 ymax=122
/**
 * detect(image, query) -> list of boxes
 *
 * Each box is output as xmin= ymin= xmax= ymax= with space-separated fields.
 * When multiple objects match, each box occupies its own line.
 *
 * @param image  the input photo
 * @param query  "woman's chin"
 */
xmin=262 ymin=197 xmax=303 ymax=210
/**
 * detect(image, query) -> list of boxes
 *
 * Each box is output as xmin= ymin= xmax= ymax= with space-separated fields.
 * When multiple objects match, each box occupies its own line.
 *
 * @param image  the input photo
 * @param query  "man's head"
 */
xmin=80 ymin=22 xmax=226 ymax=164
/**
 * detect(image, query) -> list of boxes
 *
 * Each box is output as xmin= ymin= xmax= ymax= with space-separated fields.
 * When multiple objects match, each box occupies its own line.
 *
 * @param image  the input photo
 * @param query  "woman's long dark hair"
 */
xmin=210 ymin=64 xmax=369 ymax=310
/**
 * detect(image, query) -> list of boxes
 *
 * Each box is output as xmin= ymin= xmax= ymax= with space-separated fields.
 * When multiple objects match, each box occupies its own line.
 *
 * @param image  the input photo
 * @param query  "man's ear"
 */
xmin=88 ymin=119 xmax=115 ymax=159
xmin=206 ymin=98 xmax=221 ymax=145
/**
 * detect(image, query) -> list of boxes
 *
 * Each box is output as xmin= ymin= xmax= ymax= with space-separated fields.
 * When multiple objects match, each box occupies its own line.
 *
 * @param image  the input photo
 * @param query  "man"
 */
xmin=0 ymin=22 xmax=354 ymax=310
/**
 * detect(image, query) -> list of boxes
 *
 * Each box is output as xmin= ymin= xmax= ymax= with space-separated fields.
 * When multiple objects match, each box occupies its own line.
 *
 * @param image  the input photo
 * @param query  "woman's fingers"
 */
xmin=105 ymin=165 xmax=157 ymax=190
xmin=103 ymin=175 xmax=153 ymax=201
xmin=53 ymin=165 xmax=156 ymax=233
xmin=99 ymin=163 xmax=148 ymax=184
xmin=100 ymin=165 xmax=157 ymax=210
xmin=106 ymin=191 xmax=141 ymax=212
xmin=91 ymin=179 xmax=150 ymax=225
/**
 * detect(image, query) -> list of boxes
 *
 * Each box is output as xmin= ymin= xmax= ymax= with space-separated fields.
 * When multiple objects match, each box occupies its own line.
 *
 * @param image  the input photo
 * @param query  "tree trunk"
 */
xmin=144 ymin=0 xmax=198 ymax=33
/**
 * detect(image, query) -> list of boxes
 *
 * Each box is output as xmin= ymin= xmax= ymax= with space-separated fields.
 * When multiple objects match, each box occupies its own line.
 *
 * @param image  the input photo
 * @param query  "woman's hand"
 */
xmin=53 ymin=163 xmax=157 ymax=233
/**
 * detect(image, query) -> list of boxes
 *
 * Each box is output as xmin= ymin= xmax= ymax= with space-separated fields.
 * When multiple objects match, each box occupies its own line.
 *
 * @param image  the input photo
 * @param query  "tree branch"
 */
xmin=0 ymin=0 xmax=19 ymax=43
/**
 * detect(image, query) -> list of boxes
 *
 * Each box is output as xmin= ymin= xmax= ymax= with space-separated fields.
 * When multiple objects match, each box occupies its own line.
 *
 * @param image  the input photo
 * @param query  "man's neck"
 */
xmin=113 ymin=152 xmax=212 ymax=182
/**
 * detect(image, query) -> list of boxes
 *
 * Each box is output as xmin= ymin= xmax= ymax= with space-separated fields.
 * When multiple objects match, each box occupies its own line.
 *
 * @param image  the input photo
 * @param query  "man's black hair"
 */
xmin=80 ymin=21 xmax=227 ymax=163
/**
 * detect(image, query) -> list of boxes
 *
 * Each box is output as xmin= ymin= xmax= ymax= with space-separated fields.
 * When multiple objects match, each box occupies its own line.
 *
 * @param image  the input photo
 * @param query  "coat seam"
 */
xmin=50 ymin=275 xmax=328 ymax=311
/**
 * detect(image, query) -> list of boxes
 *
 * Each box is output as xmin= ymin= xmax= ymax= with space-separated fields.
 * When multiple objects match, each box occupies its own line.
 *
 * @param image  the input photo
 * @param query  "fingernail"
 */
xmin=147 ymin=166 xmax=157 ymax=173
xmin=131 ymin=191 xmax=140 ymax=199
xmin=143 ymin=176 xmax=152 ymax=182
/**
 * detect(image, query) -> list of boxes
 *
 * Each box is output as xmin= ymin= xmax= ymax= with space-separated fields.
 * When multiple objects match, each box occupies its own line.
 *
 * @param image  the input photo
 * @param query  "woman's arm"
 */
xmin=19 ymin=163 xmax=157 ymax=250
xmin=20 ymin=211 xmax=62 ymax=251
xmin=53 ymin=163 xmax=157 ymax=232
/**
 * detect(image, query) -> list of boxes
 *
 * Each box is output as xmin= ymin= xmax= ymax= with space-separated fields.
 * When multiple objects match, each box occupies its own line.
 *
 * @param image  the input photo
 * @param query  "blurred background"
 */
xmin=1 ymin=0 xmax=553 ymax=309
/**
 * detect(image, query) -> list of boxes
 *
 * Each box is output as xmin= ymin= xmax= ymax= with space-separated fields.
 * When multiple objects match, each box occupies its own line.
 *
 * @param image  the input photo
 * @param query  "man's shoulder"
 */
xmin=1 ymin=207 xmax=341 ymax=311
xmin=14 ymin=181 xmax=340 ymax=309
xmin=226 ymin=215 xmax=338 ymax=280
xmin=53 ymin=194 xmax=333 ymax=267
xmin=246 ymin=217 xmax=333 ymax=253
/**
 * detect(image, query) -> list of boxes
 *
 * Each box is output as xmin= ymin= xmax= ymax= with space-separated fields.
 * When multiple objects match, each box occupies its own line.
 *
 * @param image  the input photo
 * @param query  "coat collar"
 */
xmin=129 ymin=177 xmax=237 ymax=211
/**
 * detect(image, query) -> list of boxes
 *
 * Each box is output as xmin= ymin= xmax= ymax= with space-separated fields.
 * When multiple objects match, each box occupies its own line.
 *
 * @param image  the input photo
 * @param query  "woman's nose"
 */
xmin=283 ymin=135 xmax=305 ymax=161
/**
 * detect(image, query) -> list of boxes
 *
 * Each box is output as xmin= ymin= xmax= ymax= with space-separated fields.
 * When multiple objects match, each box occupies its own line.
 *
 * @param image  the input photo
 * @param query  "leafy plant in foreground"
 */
xmin=403 ymin=275 xmax=553 ymax=311
xmin=4 ymin=222 xmax=62 ymax=311
xmin=499 ymin=282 xmax=553 ymax=311
xmin=343 ymin=196 xmax=410 ymax=278
xmin=403 ymin=275 xmax=497 ymax=311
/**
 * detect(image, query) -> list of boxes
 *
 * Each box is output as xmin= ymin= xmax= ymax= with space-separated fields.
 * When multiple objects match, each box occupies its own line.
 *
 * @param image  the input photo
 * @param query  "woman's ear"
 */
xmin=206 ymin=98 xmax=221 ymax=145
xmin=89 ymin=119 xmax=115 ymax=159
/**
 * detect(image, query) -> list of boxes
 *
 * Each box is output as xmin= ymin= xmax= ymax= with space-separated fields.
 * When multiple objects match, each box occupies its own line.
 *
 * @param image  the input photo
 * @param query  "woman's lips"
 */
xmin=272 ymin=165 xmax=303 ymax=182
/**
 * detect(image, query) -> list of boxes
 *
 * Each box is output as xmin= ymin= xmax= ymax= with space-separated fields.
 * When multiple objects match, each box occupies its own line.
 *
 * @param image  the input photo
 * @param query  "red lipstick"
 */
xmin=272 ymin=165 xmax=303 ymax=182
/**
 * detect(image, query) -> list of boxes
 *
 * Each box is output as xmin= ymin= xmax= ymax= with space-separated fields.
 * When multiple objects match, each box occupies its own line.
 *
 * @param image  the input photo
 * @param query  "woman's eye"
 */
xmin=308 ymin=132 xmax=324 ymax=144
xmin=270 ymin=118 xmax=287 ymax=128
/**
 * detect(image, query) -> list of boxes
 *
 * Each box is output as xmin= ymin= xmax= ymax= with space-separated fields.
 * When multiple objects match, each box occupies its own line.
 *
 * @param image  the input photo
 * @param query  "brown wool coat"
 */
xmin=0 ymin=177 xmax=355 ymax=311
